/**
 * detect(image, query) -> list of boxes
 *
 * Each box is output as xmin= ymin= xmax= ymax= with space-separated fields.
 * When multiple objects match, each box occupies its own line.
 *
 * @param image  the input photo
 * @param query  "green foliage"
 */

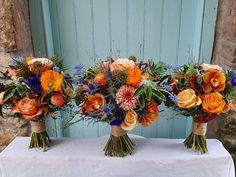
xmin=3 ymin=87 xmax=16 ymax=101
xmin=51 ymin=56 xmax=68 ymax=71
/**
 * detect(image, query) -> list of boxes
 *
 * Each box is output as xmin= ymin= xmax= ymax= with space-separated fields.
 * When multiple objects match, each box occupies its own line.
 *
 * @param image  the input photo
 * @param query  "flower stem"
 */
xmin=104 ymin=134 xmax=134 ymax=157
xmin=29 ymin=131 xmax=51 ymax=152
xmin=184 ymin=132 xmax=208 ymax=154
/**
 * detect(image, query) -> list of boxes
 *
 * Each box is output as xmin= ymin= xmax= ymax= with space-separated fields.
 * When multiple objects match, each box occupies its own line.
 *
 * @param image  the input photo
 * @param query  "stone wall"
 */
xmin=211 ymin=0 xmax=236 ymax=170
xmin=0 ymin=0 xmax=32 ymax=151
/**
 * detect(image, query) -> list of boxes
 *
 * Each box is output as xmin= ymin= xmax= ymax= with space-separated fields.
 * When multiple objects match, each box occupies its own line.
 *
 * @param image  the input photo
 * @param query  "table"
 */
xmin=0 ymin=136 xmax=235 ymax=177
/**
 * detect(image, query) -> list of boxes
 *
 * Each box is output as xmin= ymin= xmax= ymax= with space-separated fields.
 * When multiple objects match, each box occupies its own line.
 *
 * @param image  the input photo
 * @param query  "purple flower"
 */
xmin=85 ymin=82 xmax=99 ymax=94
xmin=110 ymin=109 xmax=125 ymax=126
xmin=75 ymin=64 xmax=85 ymax=75
xmin=169 ymin=94 xmax=178 ymax=104
xmin=167 ymin=64 xmax=180 ymax=71
xmin=27 ymin=76 xmax=42 ymax=93
xmin=100 ymin=105 xmax=113 ymax=118
xmin=231 ymin=76 xmax=236 ymax=86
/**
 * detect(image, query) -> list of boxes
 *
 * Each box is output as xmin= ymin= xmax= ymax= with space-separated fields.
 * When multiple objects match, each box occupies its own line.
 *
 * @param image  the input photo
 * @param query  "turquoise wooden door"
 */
xmin=29 ymin=0 xmax=218 ymax=138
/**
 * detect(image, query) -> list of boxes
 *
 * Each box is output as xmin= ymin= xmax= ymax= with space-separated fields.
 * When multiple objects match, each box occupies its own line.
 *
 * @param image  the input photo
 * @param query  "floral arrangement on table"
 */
xmin=73 ymin=57 xmax=173 ymax=157
xmin=164 ymin=63 xmax=236 ymax=153
xmin=0 ymin=56 xmax=73 ymax=151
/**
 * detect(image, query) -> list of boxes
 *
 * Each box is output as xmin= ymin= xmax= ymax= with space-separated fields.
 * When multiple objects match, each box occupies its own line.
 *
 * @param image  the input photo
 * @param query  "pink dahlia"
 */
xmin=116 ymin=86 xmax=139 ymax=111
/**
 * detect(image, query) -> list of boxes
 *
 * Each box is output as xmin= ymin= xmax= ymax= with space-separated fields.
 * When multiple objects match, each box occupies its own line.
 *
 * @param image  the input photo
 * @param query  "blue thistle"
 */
xmin=85 ymin=82 xmax=99 ymax=94
xmin=27 ymin=76 xmax=42 ymax=93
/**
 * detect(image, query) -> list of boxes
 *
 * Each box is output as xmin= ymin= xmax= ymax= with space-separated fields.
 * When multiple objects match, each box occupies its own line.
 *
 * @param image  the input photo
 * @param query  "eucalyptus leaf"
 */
xmin=153 ymin=89 xmax=166 ymax=101
xmin=3 ymin=87 xmax=16 ymax=101
xmin=16 ymin=84 xmax=25 ymax=96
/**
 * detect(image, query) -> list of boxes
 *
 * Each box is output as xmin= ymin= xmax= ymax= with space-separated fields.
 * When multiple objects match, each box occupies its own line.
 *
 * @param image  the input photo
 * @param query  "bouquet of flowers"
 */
xmin=164 ymin=63 xmax=236 ymax=153
xmin=73 ymin=57 xmax=172 ymax=157
xmin=0 ymin=56 xmax=73 ymax=151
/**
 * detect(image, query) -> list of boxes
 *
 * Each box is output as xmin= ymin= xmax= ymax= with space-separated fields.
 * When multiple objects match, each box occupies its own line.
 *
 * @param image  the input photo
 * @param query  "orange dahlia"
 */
xmin=40 ymin=70 xmax=63 ymax=92
xmin=202 ymin=69 xmax=226 ymax=93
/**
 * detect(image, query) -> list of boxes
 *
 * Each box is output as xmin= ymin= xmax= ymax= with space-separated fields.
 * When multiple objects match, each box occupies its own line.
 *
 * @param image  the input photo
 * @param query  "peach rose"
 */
xmin=201 ymin=63 xmax=222 ymax=72
xmin=13 ymin=97 xmax=43 ymax=120
xmin=110 ymin=58 xmax=135 ymax=72
xmin=51 ymin=93 xmax=65 ymax=107
xmin=94 ymin=73 xmax=108 ymax=86
xmin=177 ymin=89 xmax=202 ymax=109
xmin=121 ymin=110 xmax=138 ymax=131
xmin=0 ymin=92 xmax=5 ymax=105
xmin=202 ymin=92 xmax=226 ymax=114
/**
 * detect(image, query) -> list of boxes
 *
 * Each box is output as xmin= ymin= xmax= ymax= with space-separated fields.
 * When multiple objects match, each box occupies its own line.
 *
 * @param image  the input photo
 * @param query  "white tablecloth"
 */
xmin=0 ymin=136 xmax=234 ymax=177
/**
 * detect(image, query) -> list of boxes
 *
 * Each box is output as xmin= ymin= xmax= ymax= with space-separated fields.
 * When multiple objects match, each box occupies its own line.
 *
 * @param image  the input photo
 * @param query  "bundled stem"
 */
xmin=103 ymin=126 xmax=134 ymax=157
xmin=29 ymin=121 xmax=51 ymax=152
xmin=184 ymin=122 xmax=208 ymax=154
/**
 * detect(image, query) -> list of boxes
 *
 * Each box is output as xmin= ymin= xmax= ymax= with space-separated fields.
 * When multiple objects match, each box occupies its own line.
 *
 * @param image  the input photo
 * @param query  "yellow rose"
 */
xmin=177 ymin=89 xmax=202 ymax=109
xmin=202 ymin=92 xmax=226 ymax=114
xmin=121 ymin=110 xmax=138 ymax=131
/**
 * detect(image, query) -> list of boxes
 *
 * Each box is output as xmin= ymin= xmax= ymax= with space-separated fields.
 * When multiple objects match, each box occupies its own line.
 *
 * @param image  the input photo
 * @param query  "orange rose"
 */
xmin=202 ymin=69 xmax=226 ymax=93
xmin=94 ymin=73 xmax=108 ymax=86
xmin=40 ymin=70 xmax=63 ymax=92
xmin=139 ymin=101 xmax=159 ymax=127
xmin=177 ymin=89 xmax=202 ymax=109
xmin=83 ymin=93 xmax=105 ymax=112
xmin=126 ymin=65 xmax=142 ymax=87
xmin=51 ymin=93 xmax=65 ymax=107
xmin=12 ymin=97 xmax=43 ymax=120
xmin=121 ymin=110 xmax=138 ymax=131
xmin=202 ymin=92 xmax=226 ymax=114
xmin=143 ymin=72 xmax=151 ymax=80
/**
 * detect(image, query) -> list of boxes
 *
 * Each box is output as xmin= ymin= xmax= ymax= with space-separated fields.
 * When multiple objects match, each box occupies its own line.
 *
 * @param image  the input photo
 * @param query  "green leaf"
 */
xmin=3 ymin=87 xmax=16 ymax=101
xmin=16 ymin=84 xmax=25 ymax=96
xmin=140 ymin=96 xmax=145 ymax=108
xmin=0 ymin=105 xmax=3 ymax=117
xmin=134 ymin=85 xmax=144 ymax=97
xmin=147 ymin=86 xmax=153 ymax=100
xmin=152 ymin=89 xmax=166 ymax=101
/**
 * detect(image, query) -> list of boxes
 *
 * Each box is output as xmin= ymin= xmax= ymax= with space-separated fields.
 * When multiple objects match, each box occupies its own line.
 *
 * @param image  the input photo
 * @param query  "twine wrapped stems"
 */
xmin=184 ymin=122 xmax=208 ymax=153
